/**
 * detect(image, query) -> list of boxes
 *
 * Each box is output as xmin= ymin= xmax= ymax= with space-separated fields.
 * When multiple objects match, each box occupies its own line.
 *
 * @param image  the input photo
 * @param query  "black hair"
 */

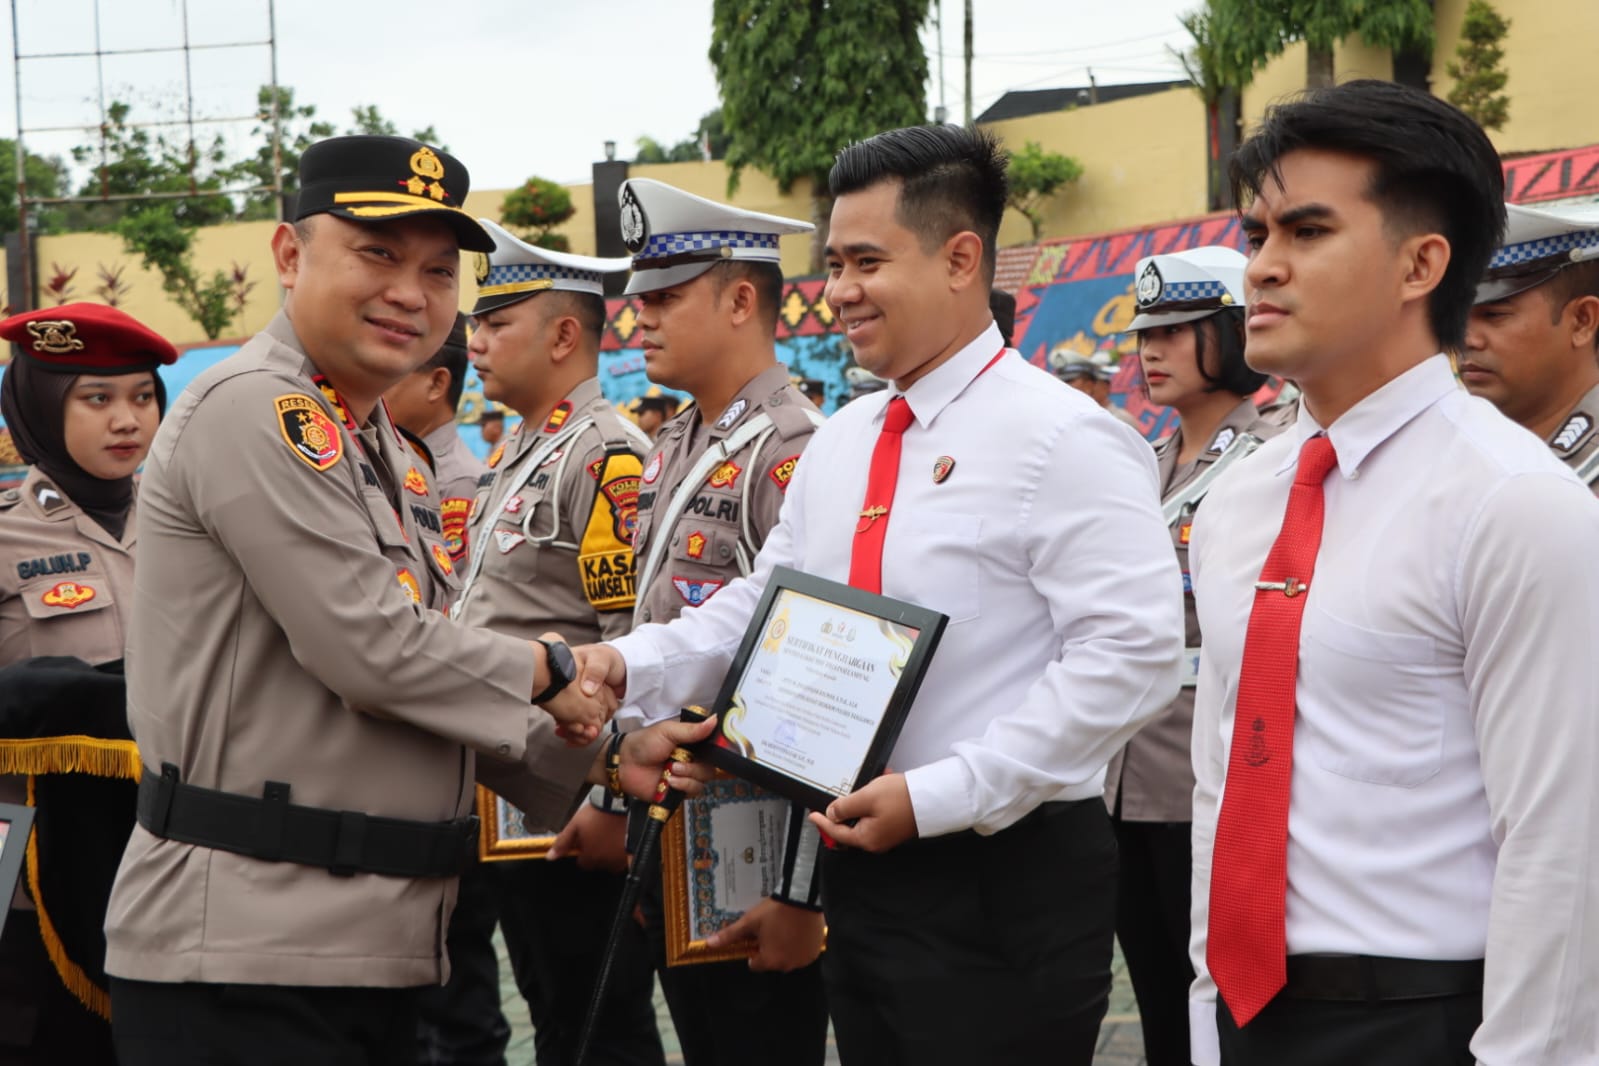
xmin=633 ymin=395 xmax=677 ymax=417
xmin=709 ymin=260 xmax=785 ymax=333
xmin=989 ymin=289 xmax=1016 ymax=346
xmin=1230 ymin=79 xmax=1505 ymax=351
xmin=829 ymin=124 xmax=1009 ymax=284
xmin=542 ymin=289 xmax=608 ymax=349
xmin=422 ymin=313 xmax=470 ymax=410
xmin=1195 ymin=308 xmax=1267 ymax=396
xmin=1545 ymin=262 xmax=1599 ymax=352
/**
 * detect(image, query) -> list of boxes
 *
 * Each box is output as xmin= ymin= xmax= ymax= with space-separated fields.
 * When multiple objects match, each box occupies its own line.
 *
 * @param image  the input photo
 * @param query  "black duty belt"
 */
xmin=1284 ymin=954 xmax=1485 ymax=1003
xmin=136 ymin=763 xmax=477 ymax=879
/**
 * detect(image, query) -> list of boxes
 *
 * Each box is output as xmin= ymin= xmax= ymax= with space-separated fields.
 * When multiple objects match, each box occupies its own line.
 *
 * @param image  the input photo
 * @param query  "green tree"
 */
xmin=498 ymin=176 xmax=576 ymax=252
xmin=635 ymin=110 xmax=730 ymax=164
xmin=1210 ymin=0 xmax=1434 ymax=90
xmin=220 ymin=85 xmax=336 ymax=221
xmin=1447 ymin=0 xmax=1510 ymax=130
xmin=116 ymin=206 xmax=237 ymax=339
xmin=1004 ymin=142 xmax=1083 ymax=241
xmin=347 ymin=105 xmax=444 ymax=149
xmin=710 ymin=0 xmax=931 ymax=271
xmin=1173 ymin=5 xmax=1250 ymax=210
xmin=0 ymin=140 xmax=70 ymax=238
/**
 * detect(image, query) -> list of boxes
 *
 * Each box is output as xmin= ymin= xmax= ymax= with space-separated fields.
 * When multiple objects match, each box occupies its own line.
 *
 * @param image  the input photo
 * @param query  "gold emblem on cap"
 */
xmin=1220 ymin=292 xmax=1234 ymax=305
xmin=473 ymin=253 xmax=490 ymax=284
xmin=25 ymin=320 xmax=85 ymax=354
xmin=406 ymin=147 xmax=449 ymax=202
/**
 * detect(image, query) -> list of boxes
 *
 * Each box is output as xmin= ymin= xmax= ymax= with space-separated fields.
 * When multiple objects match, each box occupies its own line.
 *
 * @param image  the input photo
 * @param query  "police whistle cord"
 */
xmin=574 ymin=708 xmax=706 ymax=1066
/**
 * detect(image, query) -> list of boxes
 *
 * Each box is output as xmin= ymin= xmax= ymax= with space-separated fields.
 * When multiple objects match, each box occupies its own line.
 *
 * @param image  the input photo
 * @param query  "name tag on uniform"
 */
xmin=1182 ymin=646 xmax=1203 ymax=687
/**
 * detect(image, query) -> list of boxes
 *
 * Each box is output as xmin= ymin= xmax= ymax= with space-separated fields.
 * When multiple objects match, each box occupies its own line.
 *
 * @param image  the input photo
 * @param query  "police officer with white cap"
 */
xmin=559 ymin=177 xmax=829 ymax=1066
xmin=1463 ymin=202 xmax=1599 ymax=490
xmin=1106 ymin=245 xmax=1284 ymax=1066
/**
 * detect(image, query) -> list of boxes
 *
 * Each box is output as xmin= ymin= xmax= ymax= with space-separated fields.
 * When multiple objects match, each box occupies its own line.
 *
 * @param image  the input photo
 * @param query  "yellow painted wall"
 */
xmin=983 ymin=87 xmax=1209 ymax=246
xmin=1241 ymin=37 xmax=1395 ymax=125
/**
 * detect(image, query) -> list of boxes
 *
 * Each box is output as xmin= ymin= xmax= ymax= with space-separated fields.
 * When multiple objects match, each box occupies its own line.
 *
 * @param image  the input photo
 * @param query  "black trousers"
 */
xmin=1217 ymin=990 xmax=1482 ymax=1066
xmin=416 ymin=861 xmax=512 ymax=1066
xmin=111 ymin=975 xmax=420 ymax=1066
xmin=0 ymin=908 xmax=116 ymax=1065
xmin=1111 ymin=816 xmax=1194 ymax=1066
xmin=819 ymin=798 xmax=1118 ymax=1066
xmin=637 ymin=853 xmax=829 ymax=1066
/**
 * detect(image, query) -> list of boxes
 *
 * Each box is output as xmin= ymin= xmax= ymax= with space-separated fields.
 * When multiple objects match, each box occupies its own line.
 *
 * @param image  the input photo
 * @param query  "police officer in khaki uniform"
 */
xmin=1463 ymin=203 xmax=1599 ymax=490
xmin=0 ymin=303 xmax=174 ymax=1065
xmin=416 ymin=221 xmax=663 ymax=1066
xmin=551 ymin=178 xmax=829 ymax=1066
xmin=101 ymin=135 xmax=713 ymax=1066
xmin=386 ymin=313 xmax=486 ymax=565
xmin=1104 ymin=247 xmax=1284 ymax=1066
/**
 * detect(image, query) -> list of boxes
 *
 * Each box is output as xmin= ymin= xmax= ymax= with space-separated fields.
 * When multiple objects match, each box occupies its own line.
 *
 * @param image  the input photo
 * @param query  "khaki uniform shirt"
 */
xmin=632 ymin=366 xmax=821 ymax=627
xmin=456 ymin=377 xmax=648 ymax=645
xmin=105 ymin=312 xmax=594 ymax=988
xmin=1545 ymin=382 xmax=1599 ymax=495
xmin=1105 ymin=398 xmax=1283 ymax=822
xmin=423 ymin=421 xmax=486 ymax=566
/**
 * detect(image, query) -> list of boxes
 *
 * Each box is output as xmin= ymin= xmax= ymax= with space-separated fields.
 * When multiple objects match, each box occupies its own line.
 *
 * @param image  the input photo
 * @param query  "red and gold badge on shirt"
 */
xmin=430 ymin=542 xmax=454 ymax=575
xmin=707 ymin=460 xmax=741 ymax=490
xmin=41 ymin=580 xmax=95 ymax=609
xmin=601 ymin=473 xmax=642 ymax=544
xmin=543 ymin=401 xmax=572 ymax=434
xmin=686 ymin=530 xmax=707 ymax=559
xmin=396 ymin=568 xmax=422 ymax=603
xmin=768 ymin=454 xmax=800 ymax=492
xmin=275 ymin=394 xmax=343 ymax=472
xmin=486 ymin=441 xmax=507 ymax=469
xmin=1179 ymin=523 xmax=1193 ymax=545
xmin=440 ymin=497 xmax=471 ymax=561
xmin=403 ymin=467 xmax=429 ymax=496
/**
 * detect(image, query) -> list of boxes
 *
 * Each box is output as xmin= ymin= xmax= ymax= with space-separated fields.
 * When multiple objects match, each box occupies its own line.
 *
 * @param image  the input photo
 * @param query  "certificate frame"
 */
xmin=661 ymin=773 xmax=800 ymax=967
xmin=0 ymin=802 xmax=35 ymax=939
xmin=702 ymin=565 xmax=947 ymax=812
xmin=475 ymin=786 xmax=557 ymax=861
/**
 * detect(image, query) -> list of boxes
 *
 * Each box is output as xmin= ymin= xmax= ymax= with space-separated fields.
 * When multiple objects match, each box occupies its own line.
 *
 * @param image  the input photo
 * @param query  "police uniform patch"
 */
xmin=768 ymin=455 xmax=801 ymax=492
xmin=396 ymin=568 xmax=422 ymax=603
xmin=1209 ymin=427 xmax=1236 ymax=454
xmin=714 ymin=399 xmax=749 ymax=431
xmin=642 ymin=453 xmax=663 ymax=485
xmin=1553 ymin=412 xmax=1594 ymax=454
xmin=440 ymin=497 xmax=471 ymax=561
xmin=1136 ymin=261 xmax=1164 ymax=307
xmin=274 ymin=394 xmax=343 ymax=472
xmin=502 ymin=495 xmax=525 ymax=515
xmin=495 ymin=529 xmax=525 ymax=554
xmin=932 ymin=456 xmax=955 ymax=484
xmin=1179 ymin=523 xmax=1193 ymax=545
xmin=672 ymin=577 xmax=723 ymax=607
xmin=586 ymin=457 xmax=604 ymax=479
xmin=41 ymin=580 xmax=95 ymax=609
xmin=600 ymin=472 xmax=641 ymax=544
xmin=543 ymin=402 xmax=572 ymax=434
xmin=540 ymin=450 xmax=566 ymax=470
xmin=487 ymin=441 xmax=507 ymax=469
xmin=708 ymin=461 xmax=741 ymax=490
xmin=579 ymin=450 xmax=644 ymax=611
xmin=33 ymin=483 xmax=67 ymax=514
xmin=686 ymin=531 xmax=707 ymax=559
xmin=430 ymin=542 xmax=454 ymax=575
xmin=403 ymin=467 xmax=429 ymax=495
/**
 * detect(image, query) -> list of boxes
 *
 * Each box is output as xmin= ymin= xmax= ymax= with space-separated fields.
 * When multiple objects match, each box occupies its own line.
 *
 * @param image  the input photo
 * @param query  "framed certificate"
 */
xmin=475 ymin=786 xmax=559 ymax=861
xmin=661 ymin=773 xmax=800 ymax=966
xmin=703 ymin=566 xmax=947 ymax=812
xmin=0 ymin=802 xmax=35 ymax=939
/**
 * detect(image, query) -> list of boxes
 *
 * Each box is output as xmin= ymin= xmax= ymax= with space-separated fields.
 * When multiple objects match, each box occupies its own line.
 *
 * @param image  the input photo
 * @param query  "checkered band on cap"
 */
xmin=1488 ymin=228 xmax=1599 ymax=274
xmin=635 ymin=230 xmax=780 ymax=263
xmin=484 ymin=262 xmax=602 ymax=289
xmin=1142 ymin=278 xmax=1230 ymax=310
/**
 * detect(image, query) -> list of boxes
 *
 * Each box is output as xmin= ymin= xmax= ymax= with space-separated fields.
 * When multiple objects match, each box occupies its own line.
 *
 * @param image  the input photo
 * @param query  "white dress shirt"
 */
xmin=610 ymin=322 xmax=1184 ymax=837
xmin=1188 ymin=355 xmax=1599 ymax=1065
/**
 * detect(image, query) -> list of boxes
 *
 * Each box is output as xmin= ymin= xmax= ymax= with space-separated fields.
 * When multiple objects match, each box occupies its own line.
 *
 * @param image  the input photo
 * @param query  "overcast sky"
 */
xmin=1 ymin=0 xmax=1200 ymax=192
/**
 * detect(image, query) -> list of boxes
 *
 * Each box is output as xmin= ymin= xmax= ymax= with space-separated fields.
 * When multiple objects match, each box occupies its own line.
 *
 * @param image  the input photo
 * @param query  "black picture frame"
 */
xmin=701 ymin=566 xmax=947 ymax=811
xmin=0 ymin=802 xmax=36 ymax=940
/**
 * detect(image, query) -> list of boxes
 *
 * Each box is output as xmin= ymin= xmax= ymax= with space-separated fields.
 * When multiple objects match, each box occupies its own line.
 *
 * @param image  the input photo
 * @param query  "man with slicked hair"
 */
xmin=576 ymin=124 xmax=1183 ymax=1066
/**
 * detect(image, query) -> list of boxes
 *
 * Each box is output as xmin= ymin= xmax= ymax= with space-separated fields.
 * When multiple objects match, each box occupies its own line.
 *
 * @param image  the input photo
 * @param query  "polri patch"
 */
xmin=672 ymin=577 xmax=723 ymax=607
xmin=502 ymin=495 xmax=524 ymax=515
xmin=601 ymin=473 xmax=641 ymax=543
xmin=440 ymin=497 xmax=471 ymax=561
xmin=396 ymin=568 xmax=422 ymax=603
xmin=543 ymin=402 xmax=572 ymax=434
xmin=275 ymin=394 xmax=343 ymax=472
xmin=769 ymin=454 xmax=800 ymax=492
xmin=932 ymin=456 xmax=955 ymax=483
xmin=495 ymin=529 xmax=525 ymax=554
xmin=404 ymin=467 xmax=429 ymax=495
xmin=430 ymin=542 xmax=454 ymax=575
xmin=41 ymin=580 xmax=95 ymax=610
xmin=707 ymin=460 xmax=741 ymax=489
xmin=1179 ymin=523 xmax=1193 ymax=545
xmin=642 ymin=453 xmax=663 ymax=484
xmin=686 ymin=530 xmax=707 ymax=559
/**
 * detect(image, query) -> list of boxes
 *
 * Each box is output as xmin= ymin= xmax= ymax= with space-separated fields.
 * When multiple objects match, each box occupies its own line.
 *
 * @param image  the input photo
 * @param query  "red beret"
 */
xmin=0 ymin=303 xmax=178 ymax=373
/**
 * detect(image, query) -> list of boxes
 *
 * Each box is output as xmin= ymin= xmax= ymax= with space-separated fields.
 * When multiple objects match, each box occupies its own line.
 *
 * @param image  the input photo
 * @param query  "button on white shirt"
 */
xmin=1188 ymin=355 xmax=1599 ymax=1065
xmin=610 ymin=323 xmax=1184 ymax=837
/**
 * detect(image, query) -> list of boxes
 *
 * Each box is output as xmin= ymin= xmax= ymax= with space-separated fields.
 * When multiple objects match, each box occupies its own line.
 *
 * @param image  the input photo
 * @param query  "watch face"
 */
xmin=549 ymin=639 xmax=577 ymax=684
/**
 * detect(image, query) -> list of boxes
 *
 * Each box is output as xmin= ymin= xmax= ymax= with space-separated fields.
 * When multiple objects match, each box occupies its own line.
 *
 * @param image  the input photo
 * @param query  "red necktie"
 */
xmin=848 ymin=396 xmax=914 ymax=594
xmin=1207 ymin=433 xmax=1339 ymax=1028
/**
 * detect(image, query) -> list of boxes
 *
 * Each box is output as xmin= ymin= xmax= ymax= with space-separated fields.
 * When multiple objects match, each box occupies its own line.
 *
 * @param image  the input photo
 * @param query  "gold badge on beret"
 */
xmin=26 ymin=320 xmax=85 ymax=354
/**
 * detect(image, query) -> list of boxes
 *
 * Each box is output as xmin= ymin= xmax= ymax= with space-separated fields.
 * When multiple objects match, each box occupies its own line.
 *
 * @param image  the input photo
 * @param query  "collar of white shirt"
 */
xmin=886 ymin=321 xmax=1007 ymax=431
xmin=1276 ymin=353 xmax=1458 ymax=479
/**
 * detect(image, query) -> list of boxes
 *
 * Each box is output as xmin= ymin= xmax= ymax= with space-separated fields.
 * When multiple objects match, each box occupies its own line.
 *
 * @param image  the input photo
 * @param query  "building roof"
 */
xmin=976 ymin=81 xmax=1192 ymax=124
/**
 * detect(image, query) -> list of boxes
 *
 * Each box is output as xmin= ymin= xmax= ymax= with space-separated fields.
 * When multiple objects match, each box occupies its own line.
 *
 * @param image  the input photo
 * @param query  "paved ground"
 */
xmin=495 ymin=933 xmax=1148 ymax=1066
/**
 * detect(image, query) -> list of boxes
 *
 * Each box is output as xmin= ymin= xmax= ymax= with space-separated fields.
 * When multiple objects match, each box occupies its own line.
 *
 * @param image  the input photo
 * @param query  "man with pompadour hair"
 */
xmin=1189 ymin=80 xmax=1599 ymax=1066
xmin=575 ymin=123 xmax=1184 ymax=1066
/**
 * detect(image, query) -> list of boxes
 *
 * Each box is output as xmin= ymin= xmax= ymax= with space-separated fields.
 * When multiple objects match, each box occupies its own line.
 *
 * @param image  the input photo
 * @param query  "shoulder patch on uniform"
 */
xmin=430 ymin=542 xmax=454 ymax=576
xmin=41 ymin=580 xmax=95 ymax=609
xmin=642 ymin=453 xmax=663 ymax=485
xmin=707 ymin=460 xmax=741 ymax=490
xmin=274 ymin=394 xmax=343 ymax=472
xmin=672 ymin=577 xmax=723 ymax=607
xmin=543 ymin=402 xmax=572 ymax=434
xmin=1553 ymin=412 xmax=1594 ymax=454
xmin=33 ymin=481 xmax=68 ymax=514
xmin=600 ymin=471 xmax=642 ymax=544
xmin=587 ymin=456 xmax=604 ymax=480
xmin=440 ymin=497 xmax=471 ymax=562
xmin=1208 ymin=427 xmax=1236 ymax=454
xmin=403 ymin=467 xmax=429 ymax=495
xmin=714 ymin=399 xmax=748 ymax=431
xmin=396 ymin=568 xmax=422 ymax=603
xmin=768 ymin=454 xmax=801 ymax=492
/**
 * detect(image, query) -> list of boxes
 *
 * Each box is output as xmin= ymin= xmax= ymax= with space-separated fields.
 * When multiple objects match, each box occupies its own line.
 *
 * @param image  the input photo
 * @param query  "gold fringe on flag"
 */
xmin=0 ymin=736 xmax=139 ymax=780
xmin=24 ymin=774 xmax=111 ymax=1020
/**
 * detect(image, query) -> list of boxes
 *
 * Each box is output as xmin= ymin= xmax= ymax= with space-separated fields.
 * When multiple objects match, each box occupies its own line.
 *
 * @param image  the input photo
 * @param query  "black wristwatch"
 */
xmin=532 ymin=639 xmax=577 ymax=704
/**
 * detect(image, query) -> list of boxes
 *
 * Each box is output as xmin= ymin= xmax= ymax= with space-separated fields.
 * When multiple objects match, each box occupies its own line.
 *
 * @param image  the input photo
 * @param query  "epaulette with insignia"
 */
xmin=1552 ymin=411 xmax=1595 ymax=456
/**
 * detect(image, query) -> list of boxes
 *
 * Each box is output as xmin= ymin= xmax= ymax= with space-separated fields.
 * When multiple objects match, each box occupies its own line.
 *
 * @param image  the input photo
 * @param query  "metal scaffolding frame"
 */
xmin=9 ymin=0 xmax=282 ymax=310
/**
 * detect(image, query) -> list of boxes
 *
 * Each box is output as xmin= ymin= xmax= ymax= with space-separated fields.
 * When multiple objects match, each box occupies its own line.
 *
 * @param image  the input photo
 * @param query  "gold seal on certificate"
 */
xmin=703 ymin=566 xmax=947 ymax=811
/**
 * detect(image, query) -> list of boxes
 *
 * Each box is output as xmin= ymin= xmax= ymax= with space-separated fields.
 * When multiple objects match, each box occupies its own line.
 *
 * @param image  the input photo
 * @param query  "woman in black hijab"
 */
xmin=0 ymin=302 xmax=175 ymax=1065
